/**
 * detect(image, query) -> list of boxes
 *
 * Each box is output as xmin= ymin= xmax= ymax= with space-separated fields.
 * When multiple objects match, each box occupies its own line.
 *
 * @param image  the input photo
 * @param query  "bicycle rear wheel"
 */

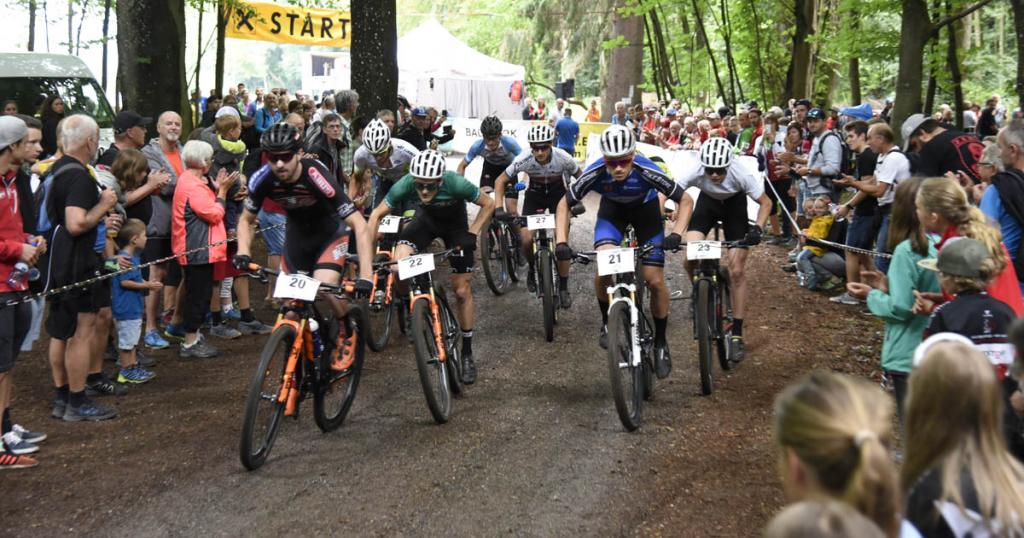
xmin=239 ymin=323 xmax=293 ymax=470
xmin=480 ymin=222 xmax=511 ymax=295
xmin=366 ymin=271 xmax=395 ymax=352
xmin=606 ymin=301 xmax=643 ymax=431
xmin=695 ymin=279 xmax=715 ymax=396
xmin=411 ymin=299 xmax=452 ymax=423
xmin=436 ymin=293 xmax=464 ymax=397
xmin=715 ymin=268 xmax=733 ymax=371
xmin=539 ymin=249 xmax=556 ymax=342
xmin=314 ymin=308 xmax=366 ymax=432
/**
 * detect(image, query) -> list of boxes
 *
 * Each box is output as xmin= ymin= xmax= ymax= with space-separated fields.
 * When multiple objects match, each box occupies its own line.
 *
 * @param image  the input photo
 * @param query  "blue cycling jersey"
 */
xmin=464 ymin=135 xmax=522 ymax=167
xmin=568 ymin=154 xmax=683 ymax=207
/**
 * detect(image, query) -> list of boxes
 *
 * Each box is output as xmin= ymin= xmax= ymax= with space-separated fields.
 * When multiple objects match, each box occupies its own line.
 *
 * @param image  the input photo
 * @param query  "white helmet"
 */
xmin=363 ymin=119 xmax=391 ymax=154
xmin=409 ymin=150 xmax=446 ymax=179
xmin=699 ymin=137 xmax=733 ymax=168
xmin=526 ymin=124 xmax=555 ymax=144
xmin=599 ymin=125 xmax=636 ymax=158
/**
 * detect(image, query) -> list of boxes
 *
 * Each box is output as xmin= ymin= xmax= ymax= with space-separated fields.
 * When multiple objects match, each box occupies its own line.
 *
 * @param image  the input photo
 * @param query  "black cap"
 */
xmin=397 ymin=95 xmax=411 ymax=109
xmin=114 ymin=110 xmax=152 ymax=133
xmin=795 ymin=99 xmax=813 ymax=108
xmin=806 ymin=108 xmax=826 ymax=120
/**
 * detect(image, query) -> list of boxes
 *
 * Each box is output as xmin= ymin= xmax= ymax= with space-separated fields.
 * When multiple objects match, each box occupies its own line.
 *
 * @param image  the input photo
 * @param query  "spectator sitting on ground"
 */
xmin=763 ymin=500 xmax=885 ymax=538
xmin=791 ymin=196 xmax=838 ymax=292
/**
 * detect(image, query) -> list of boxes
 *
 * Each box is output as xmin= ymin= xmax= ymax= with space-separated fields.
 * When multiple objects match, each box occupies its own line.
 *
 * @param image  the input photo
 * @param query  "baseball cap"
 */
xmin=666 ymin=108 xmax=678 ymax=116
xmin=411 ymin=106 xmax=428 ymax=117
xmin=806 ymin=108 xmax=826 ymax=120
xmin=0 ymin=115 xmax=28 ymax=152
xmin=215 ymin=106 xmax=240 ymax=119
xmin=113 ymin=110 xmax=152 ymax=134
xmin=397 ymin=95 xmax=410 ymax=109
xmin=795 ymin=99 xmax=812 ymax=108
xmin=901 ymin=113 xmax=927 ymax=151
xmin=917 ymin=237 xmax=990 ymax=277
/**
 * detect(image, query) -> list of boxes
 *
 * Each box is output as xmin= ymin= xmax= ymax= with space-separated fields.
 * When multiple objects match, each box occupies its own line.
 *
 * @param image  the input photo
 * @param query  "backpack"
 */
xmin=34 ymin=161 xmax=88 ymax=240
xmin=815 ymin=130 xmax=854 ymax=190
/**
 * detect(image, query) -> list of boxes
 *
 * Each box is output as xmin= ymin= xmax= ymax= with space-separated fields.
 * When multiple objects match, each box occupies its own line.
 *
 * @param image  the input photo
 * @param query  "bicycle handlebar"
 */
xmin=371 ymin=248 xmax=467 ymax=270
xmin=245 ymin=263 xmax=358 ymax=297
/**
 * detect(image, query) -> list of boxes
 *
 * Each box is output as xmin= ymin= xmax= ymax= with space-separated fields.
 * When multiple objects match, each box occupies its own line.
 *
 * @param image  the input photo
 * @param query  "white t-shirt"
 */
xmin=875 ymin=147 xmax=910 ymax=207
xmin=676 ymin=158 xmax=764 ymax=201
xmin=353 ymin=138 xmax=419 ymax=183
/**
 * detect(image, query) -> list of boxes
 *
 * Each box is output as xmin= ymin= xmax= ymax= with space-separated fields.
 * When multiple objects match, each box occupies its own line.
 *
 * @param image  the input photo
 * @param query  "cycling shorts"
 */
xmin=479 ymin=160 xmax=518 ymax=200
xmin=687 ymin=192 xmax=750 ymax=246
xmin=281 ymin=223 xmax=351 ymax=275
xmin=398 ymin=206 xmax=475 ymax=274
xmin=521 ymin=182 xmax=566 ymax=216
xmin=594 ymin=197 xmax=665 ymax=267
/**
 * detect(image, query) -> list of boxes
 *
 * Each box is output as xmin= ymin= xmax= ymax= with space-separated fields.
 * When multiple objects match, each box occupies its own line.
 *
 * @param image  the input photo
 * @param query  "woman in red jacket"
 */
xmin=171 ymin=140 xmax=235 ymax=358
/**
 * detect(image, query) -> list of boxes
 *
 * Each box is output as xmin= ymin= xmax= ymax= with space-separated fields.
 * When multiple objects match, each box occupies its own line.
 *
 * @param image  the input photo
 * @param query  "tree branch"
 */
xmin=525 ymin=78 xmax=585 ymax=108
xmin=928 ymin=0 xmax=995 ymax=37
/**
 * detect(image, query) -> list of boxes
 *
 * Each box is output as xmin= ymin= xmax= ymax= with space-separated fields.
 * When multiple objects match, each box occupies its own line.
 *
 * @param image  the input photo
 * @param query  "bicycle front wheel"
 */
xmin=314 ymin=308 xmax=366 ymax=432
xmin=607 ymin=301 xmax=644 ymax=431
xmin=695 ymin=279 xmax=715 ymax=396
xmin=715 ymin=268 xmax=733 ymax=371
xmin=539 ymin=249 xmax=556 ymax=342
xmin=480 ymin=222 xmax=511 ymax=295
xmin=411 ymin=299 xmax=452 ymax=424
xmin=239 ymin=323 xmax=293 ymax=470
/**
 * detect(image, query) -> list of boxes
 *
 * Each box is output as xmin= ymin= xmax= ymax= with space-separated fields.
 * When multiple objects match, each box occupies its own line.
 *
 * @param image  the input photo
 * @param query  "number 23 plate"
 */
xmin=687 ymin=241 xmax=722 ymax=261
xmin=597 ymin=248 xmax=635 ymax=276
xmin=273 ymin=273 xmax=320 ymax=301
xmin=398 ymin=254 xmax=436 ymax=280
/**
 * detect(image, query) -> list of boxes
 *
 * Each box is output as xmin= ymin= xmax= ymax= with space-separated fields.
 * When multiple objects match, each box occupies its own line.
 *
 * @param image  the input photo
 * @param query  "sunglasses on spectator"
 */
xmin=605 ymin=155 xmax=634 ymax=169
xmin=704 ymin=167 xmax=728 ymax=177
xmin=530 ymin=144 xmax=551 ymax=152
xmin=268 ymin=152 xmax=296 ymax=163
xmin=414 ymin=181 xmax=440 ymax=192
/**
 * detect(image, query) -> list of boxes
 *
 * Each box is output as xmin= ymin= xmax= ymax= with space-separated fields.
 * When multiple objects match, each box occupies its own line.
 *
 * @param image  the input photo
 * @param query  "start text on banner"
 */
xmin=227 ymin=1 xmax=352 ymax=47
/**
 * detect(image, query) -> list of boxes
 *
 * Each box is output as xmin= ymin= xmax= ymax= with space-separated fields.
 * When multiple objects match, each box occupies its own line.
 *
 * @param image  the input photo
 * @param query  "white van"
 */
xmin=0 ymin=52 xmax=116 ymax=149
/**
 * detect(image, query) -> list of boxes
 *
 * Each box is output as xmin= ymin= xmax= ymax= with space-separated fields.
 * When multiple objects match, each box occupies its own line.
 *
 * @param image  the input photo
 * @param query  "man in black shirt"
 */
xmin=831 ymin=121 xmax=879 ymax=305
xmin=903 ymin=114 xmax=985 ymax=183
xmin=96 ymin=110 xmax=150 ymax=169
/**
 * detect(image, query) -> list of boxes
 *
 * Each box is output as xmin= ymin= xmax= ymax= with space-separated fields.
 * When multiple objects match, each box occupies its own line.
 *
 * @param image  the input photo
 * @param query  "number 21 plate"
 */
xmin=597 ymin=248 xmax=635 ymax=276
xmin=398 ymin=254 xmax=435 ymax=280
xmin=273 ymin=273 xmax=320 ymax=301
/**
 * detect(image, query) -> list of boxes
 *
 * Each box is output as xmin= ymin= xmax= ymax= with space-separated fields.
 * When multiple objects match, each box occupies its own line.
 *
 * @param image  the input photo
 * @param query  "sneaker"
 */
xmin=818 ymin=277 xmax=843 ymax=293
xmin=210 ymin=324 xmax=242 ymax=340
xmin=86 ymin=374 xmax=128 ymax=396
xmin=117 ymin=365 xmax=156 ymax=384
xmin=829 ymin=292 xmax=862 ymax=305
xmin=729 ymin=336 xmax=746 ymax=363
xmin=144 ymin=329 xmax=170 ymax=349
xmin=163 ymin=324 xmax=186 ymax=342
xmin=180 ymin=336 xmax=219 ymax=359
xmin=599 ymin=325 xmax=608 ymax=350
xmin=160 ymin=308 xmax=175 ymax=327
xmin=51 ymin=398 xmax=66 ymax=420
xmin=559 ymin=287 xmax=572 ymax=309
xmin=782 ymin=263 xmax=797 ymax=273
xmin=461 ymin=352 xmax=477 ymax=385
xmin=223 ymin=306 xmax=242 ymax=320
xmin=654 ymin=343 xmax=672 ymax=379
xmin=238 ymin=319 xmax=273 ymax=335
xmin=526 ymin=271 xmax=537 ymax=293
xmin=0 ymin=451 xmax=38 ymax=470
xmin=2 ymin=431 xmax=39 ymax=455
xmin=12 ymin=424 xmax=46 ymax=444
xmin=766 ymin=234 xmax=784 ymax=245
xmin=783 ymin=236 xmax=798 ymax=248
xmin=63 ymin=399 xmax=118 ymax=422
xmin=137 ymin=348 xmax=157 ymax=368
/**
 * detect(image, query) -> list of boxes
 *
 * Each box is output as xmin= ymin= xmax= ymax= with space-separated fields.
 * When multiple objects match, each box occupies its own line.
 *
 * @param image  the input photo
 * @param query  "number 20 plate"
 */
xmin=686 ymin=241 xmax=722 ymax=261
xmin=398 ymin=254 xmax=435 ymax=280
xmin=273 ymin=273 xmax=320 ymax=301
xmin=597 ymin=248 xmax=635 ymax=276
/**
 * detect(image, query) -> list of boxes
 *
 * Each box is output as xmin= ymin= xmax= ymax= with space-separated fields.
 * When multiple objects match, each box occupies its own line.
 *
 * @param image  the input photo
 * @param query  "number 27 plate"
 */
xmin=597 ymin=248 xmax=635 ymax=276
xmin=273 ymin=273 xmax=320 ymax=301
xmin=687 ymin=241 xmax=722 ymax=261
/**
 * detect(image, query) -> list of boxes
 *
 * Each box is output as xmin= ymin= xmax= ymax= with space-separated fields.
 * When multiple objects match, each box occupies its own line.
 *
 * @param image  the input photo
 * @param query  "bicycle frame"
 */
xmin=408 ymin=274 xmax=448 ymax=364
xmin=606 ymin=281 xmax=642 ymax=368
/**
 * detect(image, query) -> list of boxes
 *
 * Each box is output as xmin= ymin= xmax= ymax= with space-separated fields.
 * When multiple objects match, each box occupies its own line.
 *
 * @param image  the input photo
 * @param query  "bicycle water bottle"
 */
xmin=308 ymin=319 xmax=323 ymax=358
xmin=373 ymin=288 xmax=385 ymax=304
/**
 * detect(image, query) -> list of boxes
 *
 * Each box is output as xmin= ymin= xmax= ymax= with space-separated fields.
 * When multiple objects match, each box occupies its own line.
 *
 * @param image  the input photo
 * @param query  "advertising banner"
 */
xmin=226 ymin=2 xmax=352 ymax=47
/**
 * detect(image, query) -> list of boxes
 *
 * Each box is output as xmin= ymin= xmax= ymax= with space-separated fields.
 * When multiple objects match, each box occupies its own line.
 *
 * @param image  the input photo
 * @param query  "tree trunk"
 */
xmin=602 ymin=0 xmax=644 ymax=121
xmin=194 ymin=0 xmax=203 ymax=127
xmin=787 ymin=0 xmax=815 ymax=100
xmin=849 ymin=58 xmax=861 ymax=104
xmin=747 ymin=0 xmax=768 ymax=105
xmin=351 ymin=0 xmax=398 ymax=121
xmin=692 ymin=0 xmax=727 ymax=107
xmin=74 ymin=0 xmax=89 ymax=55
xmin=67 ymin=0 xmax=73 ymax=54
xmin=1011 ymin=0 xmax=1024 ymax=112
xmin=946 ymin=1 xmax=964 ymax=130
xmin=27 ymin=0 xmax=36 ymax=51
xmin=643 ymin=15 xmax=664 ymax=100
xmin=101 ymin=0 xmax=111 ymax=91
xmin=117 ymin=0 xmax=190 ymax=134
xmin=924 ymin=70 xmax=937 ymax=115
xmin=215 ymin=0 xmax=226 ymax=96
xmin=891 ymin=0 xmax=931 ymax=141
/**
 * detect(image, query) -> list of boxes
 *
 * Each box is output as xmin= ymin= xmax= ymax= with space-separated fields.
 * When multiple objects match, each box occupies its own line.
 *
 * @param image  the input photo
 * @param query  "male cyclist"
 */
xmin=671 ymin=137 xmax=772 ymax=362
xmin=365 ymin=150 xmax=495 ymax=384
xmin=352 ymin=118 xmax=420 ymax=210
xmin=554 ymin=125 xmax=687 ymax=379
xmin=457 ymin=116 xmax=522 ymax=213
xmin=233 ymin=123 xmax=374 ymax=371
xmin=494 ymin=124 xmax=581 ymax=307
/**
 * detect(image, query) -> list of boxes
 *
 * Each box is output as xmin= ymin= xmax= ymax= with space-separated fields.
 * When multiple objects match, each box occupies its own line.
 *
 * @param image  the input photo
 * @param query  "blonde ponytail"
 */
xmin=917 ymin=177 xmax=1008 ymax=272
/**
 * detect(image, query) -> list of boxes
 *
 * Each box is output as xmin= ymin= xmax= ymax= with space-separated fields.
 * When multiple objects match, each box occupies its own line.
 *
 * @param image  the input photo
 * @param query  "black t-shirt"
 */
xmin=918 ymin=129 xmax=985 ymax=183
xmin=906 ymin=466 xmax=984 ymax=538
xmin=125 ymin=195 xmax=152 ymax=226
xmin=854 ymin=149 xmax=878 ymax=217
xmin=245 ymin=159 xmax=357 ymax=237
xmin=48 ymin=155 xmax=101 ymax=279
xmin=96 ymin=145 xmax=120 ymax=168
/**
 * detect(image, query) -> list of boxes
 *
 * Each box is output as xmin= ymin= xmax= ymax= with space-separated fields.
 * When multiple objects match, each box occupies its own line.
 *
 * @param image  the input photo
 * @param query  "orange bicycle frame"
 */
xmin=271 ymin=315 xmax=308 ymax=417
xmin=409 ymin=288 xmax=447 ymax=363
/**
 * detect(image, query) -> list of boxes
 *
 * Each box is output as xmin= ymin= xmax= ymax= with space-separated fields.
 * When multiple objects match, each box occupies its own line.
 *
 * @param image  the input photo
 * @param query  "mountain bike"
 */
xmin=686 ymin=238 xmax=743 ymax=396
xmin=510 ymin=212 xmax=563 ymax=342
xmin=365 ymin=215 xmax=409 ymax=352
xmin=389 ymin=249 xmax=466 ymax=424
xmin=480 ymin=196 xmax=524 ymax=295
xmin=239 ymin=264 xmax=367 ymax=471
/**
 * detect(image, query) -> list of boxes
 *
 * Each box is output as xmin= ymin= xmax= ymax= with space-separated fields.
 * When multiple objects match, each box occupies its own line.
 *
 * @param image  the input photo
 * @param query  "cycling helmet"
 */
xmin=526 ymin=124 xmax=555 ymax=144
xmin=699 ymin=137 xmax=734 ymax=168
xmin=480 ymin=116 xmax=503 ymax=137
xmin=260 ymin=122 xmax=302 ymax=153
xmin=409 ymin=149 xmax=446 ymax=179
xmin=362 ymin=119 xmax=391 ymax=154
xmin=599 ymin=125 xmax=636 ymax=158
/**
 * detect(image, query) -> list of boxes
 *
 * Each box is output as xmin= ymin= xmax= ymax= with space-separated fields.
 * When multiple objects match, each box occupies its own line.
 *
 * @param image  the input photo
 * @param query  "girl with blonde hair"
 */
xmin=903 ymin=342 xmax=1024 ymax=537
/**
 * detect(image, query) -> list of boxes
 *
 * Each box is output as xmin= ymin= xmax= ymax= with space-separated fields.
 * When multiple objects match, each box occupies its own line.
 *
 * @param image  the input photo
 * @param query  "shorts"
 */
xmin=257 ymin=209 xmax=286 ymax=256
xmin=143 ymin=237 xmax=182 ymax=287
xmin=115 ymin=318 xmax=143 ymax=350
xmin=95 ymin=277 xmax=112 ymax=309
xmin=845 ymin=213 xmax=878 ymax=251
xmin=687 ymin=192 xmax=751 ymax=244
xmin=0 ymin=295 xmax=31 ymax=373
xmin=594 ymin=197 xmax=666 ymax=267
xmin=282 ymin=225 xmax=352 ymax=275
xmin=44 ymin=280 xmax=103 ymax=341
xmin=479 ymin=160 xmax=517 ymax=199
xmin=398 ymin=207 xmax=475 ymax=273
xmin=213 ymin=241 xmax=244 ymax=281
xmin=521 ymin=182 xmax=567 ymax=216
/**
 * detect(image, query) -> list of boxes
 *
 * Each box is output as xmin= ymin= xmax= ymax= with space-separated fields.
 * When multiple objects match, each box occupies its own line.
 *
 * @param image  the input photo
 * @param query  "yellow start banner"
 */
xmin=226 ymin=2 xmax=352 ymax=47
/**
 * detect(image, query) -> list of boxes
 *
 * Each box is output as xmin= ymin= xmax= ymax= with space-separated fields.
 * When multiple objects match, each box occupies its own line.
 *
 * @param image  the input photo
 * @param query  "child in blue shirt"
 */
xmin=112 ymin=219 xmax=161 ymax=384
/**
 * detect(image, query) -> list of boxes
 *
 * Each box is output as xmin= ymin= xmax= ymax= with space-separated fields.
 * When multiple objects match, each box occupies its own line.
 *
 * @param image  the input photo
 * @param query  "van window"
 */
xmin=0 ymin=77 xmax=114 ymax=127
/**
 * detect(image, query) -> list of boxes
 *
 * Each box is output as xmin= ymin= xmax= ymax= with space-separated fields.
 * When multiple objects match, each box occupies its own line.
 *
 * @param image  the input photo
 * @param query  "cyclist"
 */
xmin=233 ymin=123 xmax=374 ymax=371
xmin=456 ymin=116 xmax=522 ymax=214
xmin=494 ymin=124 xmax=581 ymax=307
xmin=554 ymin=125 xmax=688 ymax=379
xmin=352 ymin=118 xmax=420 ymax=211
xmin=365 ymin=150 xmax=495 ymax=384
xmin=671 ymin=137 xmax=773 ymax=362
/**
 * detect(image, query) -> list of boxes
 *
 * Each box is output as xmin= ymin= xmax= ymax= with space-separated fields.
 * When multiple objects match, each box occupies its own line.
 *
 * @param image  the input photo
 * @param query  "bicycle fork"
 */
xmin=275 ymin=319 xmax=307 ymax=417
xmin=607 ymin=283 xmax=641 ymax=368
xmin=410 ymin=289 xmax=448 ymax=363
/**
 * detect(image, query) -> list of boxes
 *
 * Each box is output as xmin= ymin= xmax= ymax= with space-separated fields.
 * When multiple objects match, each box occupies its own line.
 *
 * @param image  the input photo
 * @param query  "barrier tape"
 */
xmin=2 ymin=222 xmax=286 ymax=307
xmin=761 ymin=174 xmax=893 ymax=260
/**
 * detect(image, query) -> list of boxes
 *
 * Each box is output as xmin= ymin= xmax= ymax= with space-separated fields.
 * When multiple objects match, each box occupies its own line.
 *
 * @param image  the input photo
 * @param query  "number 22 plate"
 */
xmin=597 ymin=248 xmax=635 ymax=276
xmin=273 ymin=273 xmax=320 ymax=301
xmin=686 ymin=241 xmax=722 ymax=261
xmin=398 ymin=254 xmax=435 ymax=280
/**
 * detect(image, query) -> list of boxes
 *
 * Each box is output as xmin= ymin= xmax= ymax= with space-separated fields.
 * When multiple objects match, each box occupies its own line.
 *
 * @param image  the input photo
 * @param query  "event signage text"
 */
xmin=226 ymin=1 xmax=352 ymax=47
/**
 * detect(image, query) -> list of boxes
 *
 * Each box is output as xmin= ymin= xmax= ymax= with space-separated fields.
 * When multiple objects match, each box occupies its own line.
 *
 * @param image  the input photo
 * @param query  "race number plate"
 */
xmin=379 ymin=216 xmax=401 ymax=234
xmin=526 ymin=214 xmax=556 ymax=230
xmin=398 ymin=254 xmax=435 ymax=280
xmin=597 ymin=248 xmax=635 ymax=276
xmin=273 ymin=273 xmax=320 ymax=301
xmin=687 ymin=241 xmax=722 ymax=261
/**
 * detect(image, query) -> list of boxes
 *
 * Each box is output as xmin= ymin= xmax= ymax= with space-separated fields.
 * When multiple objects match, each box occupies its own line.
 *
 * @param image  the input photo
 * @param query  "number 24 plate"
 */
xmin=273 ymin=273 xmax=320 ymax=301
xmin=687 ymin=241 xmax=722 ymax=261
xmin=398 ymin=254 xmax=435 ymax=280
xmin=379 ymin=216 xmax=401 ymax=234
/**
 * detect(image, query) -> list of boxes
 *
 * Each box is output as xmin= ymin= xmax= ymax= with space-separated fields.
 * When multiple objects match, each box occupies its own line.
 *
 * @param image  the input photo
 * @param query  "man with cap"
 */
xmin=395 ymin=106 xmax=453 ymax=152
xmin=96 ymin=110 xmax=151 ymax=168
xmin=902 ymin=113 xmax=985 ymax=183
xmin=794 ymin=108 xmax=843 ymax=201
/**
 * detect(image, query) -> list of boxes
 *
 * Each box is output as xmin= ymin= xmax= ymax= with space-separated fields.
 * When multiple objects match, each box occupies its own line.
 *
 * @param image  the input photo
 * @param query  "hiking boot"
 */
xmin=180 ymin=335 xmax=219 ymax=359
xmin=829 ymin=292 xmax=862 ymax=305
xmin=461 ymin=352 xmax=477 ymax=385
xmin=63 ymin=399 xmax=117 ymax=422
xmin=599 ymin=325 xmax=608 ymax=350
xmin=559 ymin=287 xmax=572 ymax=309
xmin=654 ymin=343 xmax=672 ymax=379
xmin=0 ymin=451 xmax=38 ymax=470
xmin=86 ymin=374 xmax=128 ymax=397
xmin=12 ymin=424 xmax=45 ymax=444
xmin=144 ymin=329 xmax=170 ymax=349
xmin=117 ymin=365 xmax=156 ymax=384
xmin=137 ymin=348 xmax=157 ymax=368
xmin=238 ymin=319 xmax=273 ymax=335
xmin=210 ymin=323 xmax=242 ymax=340
xmin=729 ymin=336 xmax=746 ymax=363
xmin=2 ymin=431 xmax=39 ymax=455
xmin=526 ymin=270 xmax=537 ymax=293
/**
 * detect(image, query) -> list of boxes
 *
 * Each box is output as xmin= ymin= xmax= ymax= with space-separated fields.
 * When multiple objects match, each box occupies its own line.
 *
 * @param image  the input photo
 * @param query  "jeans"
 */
xmin=795 ymin=250 xmax=818 ymax=288
xmin=875 ymin=212 xmax=891 ymax=274
xmin=257 ymin=210 xmax=286 ymax=256
xmin=810 ymin=251 xmax=845 ymax=281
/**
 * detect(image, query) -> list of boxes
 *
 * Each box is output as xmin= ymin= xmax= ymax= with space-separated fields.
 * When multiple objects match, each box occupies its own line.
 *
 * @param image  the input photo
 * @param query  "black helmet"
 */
xmin=260 ymin=122 xmax=302 ymax=153
xmin=480 ymin=116 xmax=502 ymax=137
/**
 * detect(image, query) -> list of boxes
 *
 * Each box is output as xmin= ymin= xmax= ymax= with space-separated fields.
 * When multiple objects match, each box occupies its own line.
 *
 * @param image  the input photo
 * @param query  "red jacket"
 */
xmin=172 ymin=169 xmax=226 ymax=266
xmin=938 ymin=226 xmax=1024 ymax=316
xmin=0 ymin=170 xmax=28 ymax=293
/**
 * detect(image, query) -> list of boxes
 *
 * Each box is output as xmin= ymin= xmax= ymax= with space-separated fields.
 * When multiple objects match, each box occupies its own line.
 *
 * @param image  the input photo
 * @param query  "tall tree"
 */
xmin=602 ymin=0 xmax=644 ymax=120
xmin=351 ymin=0 xmax=397 ymax=119
xmin=786 ymin=0 xmax=816 ymax=100
xmin=27 ymin=0 xmax=36 ymax=51
xmin=101 ymin=0 xmax=111 ymax=91
xmin=1012 ymin=0 xmax=1024 ymax=112
xmin=215 ymin=0 xmax=226 ymax=95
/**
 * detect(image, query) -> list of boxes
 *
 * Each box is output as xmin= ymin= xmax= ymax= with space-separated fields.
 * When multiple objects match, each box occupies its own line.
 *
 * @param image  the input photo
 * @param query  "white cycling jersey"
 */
xmin=676 ymin=156 xmax=763 ymax=201
xmin=504 ymin=147 xmax=581 ymax=186
xmin=353 ymin=138 xmax=420 ymax=183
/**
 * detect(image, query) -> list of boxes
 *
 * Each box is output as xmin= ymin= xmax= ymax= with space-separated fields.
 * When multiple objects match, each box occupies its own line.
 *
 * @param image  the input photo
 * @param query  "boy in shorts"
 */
xmin=112 ymin=219 xmax=161 ymax=383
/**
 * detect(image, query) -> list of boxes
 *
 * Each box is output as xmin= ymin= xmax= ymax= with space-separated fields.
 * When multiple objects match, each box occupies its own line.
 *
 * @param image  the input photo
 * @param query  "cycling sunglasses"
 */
xmin=267 ymin=152 xmax=296 ymax=164
xmin=704 ymin=166 xmax=727 ymax=177
xmin=530 ymin=144 xmax=551 ymax=152
xmin=605 ymin=154 xmax=634 ymax=169
xmin=414 ymin=181 xmax=440 ymax=192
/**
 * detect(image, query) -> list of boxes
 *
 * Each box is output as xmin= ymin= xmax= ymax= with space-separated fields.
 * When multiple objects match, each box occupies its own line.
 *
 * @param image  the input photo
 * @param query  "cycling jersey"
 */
xmin=353 ymin=138 xmax=420 ymax=184
xmin=464 ymin=135 xmax=521 ymax=167
xmin=504 ymin=147 xmax=580 ymax=186
xmin=676 ymin=158 xmax=764 ymax=201
xmin=568 ymin=154 xmax=683 ymax=207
